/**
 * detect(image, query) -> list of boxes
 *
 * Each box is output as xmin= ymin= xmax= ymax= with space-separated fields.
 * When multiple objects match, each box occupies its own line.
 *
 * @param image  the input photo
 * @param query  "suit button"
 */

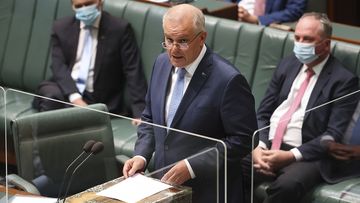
xmin=164 ymin=145 xmax=169 ymax=150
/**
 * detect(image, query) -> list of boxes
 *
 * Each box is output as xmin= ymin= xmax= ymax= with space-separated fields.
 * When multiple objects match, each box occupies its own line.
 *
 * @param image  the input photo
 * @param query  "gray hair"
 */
xmin=162 ymin=5 xmax=206 ymax=33
xmin=300 ymin=12 xmax=332 ymax=39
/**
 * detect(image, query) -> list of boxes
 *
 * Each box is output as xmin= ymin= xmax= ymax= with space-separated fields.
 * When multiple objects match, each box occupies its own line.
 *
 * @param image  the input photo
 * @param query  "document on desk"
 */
xmin=97 ymin=173 xmax=172 ymax=203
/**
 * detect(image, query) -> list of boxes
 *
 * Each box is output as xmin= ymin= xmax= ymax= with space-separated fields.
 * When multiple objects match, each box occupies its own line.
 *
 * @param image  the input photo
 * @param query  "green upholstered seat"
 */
xmin=11 ymin=103 xmax=118 ymax=196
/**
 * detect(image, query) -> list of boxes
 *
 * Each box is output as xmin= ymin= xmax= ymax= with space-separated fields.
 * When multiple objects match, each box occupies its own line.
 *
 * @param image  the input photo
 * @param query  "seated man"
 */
xmin=242 ymin=12 xmax=359 ymax=203
xmin=237 ymin=0 xmax=307 ymax=26
xmin=33 ymin=0 xmax=147 ymax=122
xmin=320 ymin=100 xmax=360 ymax=184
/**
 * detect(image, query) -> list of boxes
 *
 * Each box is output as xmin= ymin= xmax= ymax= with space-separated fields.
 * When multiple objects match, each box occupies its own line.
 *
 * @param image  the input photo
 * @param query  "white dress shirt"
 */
xmin=69 ymin=14 xmax=101 ymax=102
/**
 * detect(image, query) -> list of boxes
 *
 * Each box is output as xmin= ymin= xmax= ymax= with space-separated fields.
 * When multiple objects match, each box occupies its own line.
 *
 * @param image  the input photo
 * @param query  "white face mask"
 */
xmin=293 ymin=42 xmax=319 ymax=64
xmin=75 ymin=4 xmax=100 ymax=26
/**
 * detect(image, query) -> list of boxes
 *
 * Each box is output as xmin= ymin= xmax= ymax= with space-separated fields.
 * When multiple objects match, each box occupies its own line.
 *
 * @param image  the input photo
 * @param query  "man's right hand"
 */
xmin=123 ymin=156 xmax=146 ymax=178
xmin=71 ymin=98 xmax=88 ymax=107
xmin=252 ymin=146 xmax=275 ymax=176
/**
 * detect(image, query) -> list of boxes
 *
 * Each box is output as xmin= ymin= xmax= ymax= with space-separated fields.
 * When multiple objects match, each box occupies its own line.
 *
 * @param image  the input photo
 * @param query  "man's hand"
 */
xmin=122 ymin=156 xmax=146 ymax=178
xmin=253 ymin=147 xmax=271 ymax=170
xmin=238 ymin=6 xmax=259 ymax=24
xmin=71 ymin=98 xmax=88 ymax=107
xmin=262 ymin=150 xmax=295 ymax=171
xmin=161 ymin=160 xmax=191 ymax=185
xmin=328 ymin=141 xmax=360 ymax=160
xmin=131 ymin=118 xmax=141 ymax=126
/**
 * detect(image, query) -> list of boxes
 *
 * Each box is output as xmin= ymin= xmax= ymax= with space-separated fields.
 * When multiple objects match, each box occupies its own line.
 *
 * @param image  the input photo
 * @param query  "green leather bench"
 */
xmin=1 ymin=0 xmax=360 ymax=201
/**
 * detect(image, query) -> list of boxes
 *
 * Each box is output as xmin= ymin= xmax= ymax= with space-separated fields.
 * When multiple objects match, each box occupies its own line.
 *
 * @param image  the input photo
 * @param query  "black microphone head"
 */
xmin=83 ymin=140 xmax=96 ymax=153
xmin=91 ymin=142 xmax=104 ymax=155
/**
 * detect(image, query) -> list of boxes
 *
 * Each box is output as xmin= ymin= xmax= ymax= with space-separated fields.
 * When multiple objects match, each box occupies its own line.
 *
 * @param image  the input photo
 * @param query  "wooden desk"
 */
xmin=66 ymin=177 xmax=192 ymax=203
xmin=136 ymin=0 xmax=238 ymax=20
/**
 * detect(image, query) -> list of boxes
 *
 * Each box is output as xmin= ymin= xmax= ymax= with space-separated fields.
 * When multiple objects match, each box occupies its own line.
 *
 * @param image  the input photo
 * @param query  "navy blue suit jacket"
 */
xmin=134 ymin=47 xmax=258 ymax=202
xmin=257 ymin=54 xmax=359 ymax=161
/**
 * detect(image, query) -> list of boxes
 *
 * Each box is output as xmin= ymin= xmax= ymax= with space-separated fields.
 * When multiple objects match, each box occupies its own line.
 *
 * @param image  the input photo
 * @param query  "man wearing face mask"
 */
xmin=241 ymin=12 xmax=359 ymax=203
xmin=33 ymin=0 xmax=147 ymax=123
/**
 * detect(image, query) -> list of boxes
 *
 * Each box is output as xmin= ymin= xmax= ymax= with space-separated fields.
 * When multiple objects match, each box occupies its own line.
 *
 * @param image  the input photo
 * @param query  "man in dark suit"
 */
xmin=242 ymin=13 xmax=359 ymax=203
xmin=238 ymin=0 xmax=307 ymax=26
xmin=123 ymin=4 xmax=258 ymax=203
xmin=33 ymin=0 xmax=147 ymax=121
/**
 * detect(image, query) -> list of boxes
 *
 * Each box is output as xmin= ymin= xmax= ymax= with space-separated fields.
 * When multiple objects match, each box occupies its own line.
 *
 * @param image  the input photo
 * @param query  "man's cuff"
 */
xmin=258 ymin=141 xmax=268 ymax=149
xmin=290 ymin=148 xmax=303 ymax=161
xmin=184 ymin=159 xmax=196 ymax=179
xmin=134 ymin=155 xmax=147 ymax=166
xmin=69 ymin=93 xmax=82 ymax=102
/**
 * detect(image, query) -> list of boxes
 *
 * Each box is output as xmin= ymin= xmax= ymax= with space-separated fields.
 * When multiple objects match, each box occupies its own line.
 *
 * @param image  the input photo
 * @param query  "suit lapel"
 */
xmin=160 ymin=60 xmax=173 ymax=126
xmin=93 ymin=13 xmax=108 ymax=83
xmin=305 ymin=57 xmax=333 ymax=119
xmin=280 ymin=61 xmax=302 ymax=101
xmin=68 ymin=18 xmax=80 ymax=66
xmin=170 ymin=50 xmax=212 ymax=128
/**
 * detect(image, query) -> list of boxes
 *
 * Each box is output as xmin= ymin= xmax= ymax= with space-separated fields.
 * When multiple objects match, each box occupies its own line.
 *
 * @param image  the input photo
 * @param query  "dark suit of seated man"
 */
xmin=122 ymin=4 xmax=258 ymax=203
xmin=242 ymin=12 xmax=359 ymax=203
xmin=320 ymin=101 xmax=360 ymax=184
xmin=33 ymin=0 xmax=147 ymax=123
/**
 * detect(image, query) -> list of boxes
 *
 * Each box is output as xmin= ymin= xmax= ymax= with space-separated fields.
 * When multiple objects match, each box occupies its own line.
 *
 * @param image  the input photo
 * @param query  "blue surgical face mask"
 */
xmin=293 ymin=42 xmax=319 ymax=64
xmin=75 ymin=4 xmax=100 ymax=26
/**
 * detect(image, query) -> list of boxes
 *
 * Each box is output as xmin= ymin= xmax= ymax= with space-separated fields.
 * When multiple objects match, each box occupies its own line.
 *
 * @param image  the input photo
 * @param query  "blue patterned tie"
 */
xmin=76 ymin=27 xmax=92 ymax=94
xmin=350 ymin=117 xmax=360 ymax=144
xmin=167 ymin=68 xmax=187 ymax=127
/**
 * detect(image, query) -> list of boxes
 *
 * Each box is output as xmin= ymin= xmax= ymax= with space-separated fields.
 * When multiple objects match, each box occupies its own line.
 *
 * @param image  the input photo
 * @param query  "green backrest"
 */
xmin=0 ymin=0 xmax=13 ymax=81
xmin=1 ymin=0 xmax=360 ymax=109
xmin=251 ymin=28 xmax=290 ymax=108
xmin=11 ymin=103 xmax=118 ymax=195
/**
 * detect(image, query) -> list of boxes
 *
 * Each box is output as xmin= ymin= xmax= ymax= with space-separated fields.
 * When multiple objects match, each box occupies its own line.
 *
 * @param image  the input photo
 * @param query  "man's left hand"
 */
xmin=161 ymin=160 xmax=191 ymax=185
xmin=262 ymin=150 xmax=295 ymax=171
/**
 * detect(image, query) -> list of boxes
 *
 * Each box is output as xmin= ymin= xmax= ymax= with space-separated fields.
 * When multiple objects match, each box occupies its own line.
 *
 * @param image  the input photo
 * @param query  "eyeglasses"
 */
xmin=162 ymin=32 xmax=202 ymax=50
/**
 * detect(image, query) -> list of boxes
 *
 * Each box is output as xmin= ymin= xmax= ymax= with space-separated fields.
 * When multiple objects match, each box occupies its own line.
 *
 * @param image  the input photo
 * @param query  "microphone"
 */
xmin=56 ymin=140 xmax=96 ymax=203
xmin=320 ymin=135 xmax=334 ymax=150
xmin=61 ymin=142 xmax=104 ymax=203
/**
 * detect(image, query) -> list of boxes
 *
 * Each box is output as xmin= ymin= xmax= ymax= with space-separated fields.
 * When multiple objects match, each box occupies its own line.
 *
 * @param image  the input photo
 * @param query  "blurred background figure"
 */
xmin=236 ymin=0 xmax=307 ymax=26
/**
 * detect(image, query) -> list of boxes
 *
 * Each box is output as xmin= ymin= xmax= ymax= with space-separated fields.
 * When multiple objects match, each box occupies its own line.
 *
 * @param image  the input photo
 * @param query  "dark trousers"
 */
xmin=33 ymin=81 xmax=95 ymax=111
xmin=242 ymin=143 xmax=323 ymax=203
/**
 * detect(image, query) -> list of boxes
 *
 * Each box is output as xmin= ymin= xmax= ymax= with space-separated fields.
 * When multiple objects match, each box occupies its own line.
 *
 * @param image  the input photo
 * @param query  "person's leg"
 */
xmin=32 ymin=81 xmax=67 ymax=111
xmin=242 ymin=154 xmax=275 ymax=203
xmin=264 ymin=161 xmax=323 ymax=203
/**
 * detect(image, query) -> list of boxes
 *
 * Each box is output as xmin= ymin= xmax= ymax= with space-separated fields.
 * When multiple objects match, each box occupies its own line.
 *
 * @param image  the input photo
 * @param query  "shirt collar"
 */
xmin=304 ymin=55 xmax=329 ymax=76
xmin=176 ymin=45 xmax=207 ymax=77
xmin=80 ymin=12 xmax=102 ymax=29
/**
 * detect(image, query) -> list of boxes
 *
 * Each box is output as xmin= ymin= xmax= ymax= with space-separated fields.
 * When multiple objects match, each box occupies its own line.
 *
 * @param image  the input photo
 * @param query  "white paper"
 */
xmin=6 ymin=195 xmax=56 ymax=203
xmin=97 ymin=174 xmax=172 ymax=203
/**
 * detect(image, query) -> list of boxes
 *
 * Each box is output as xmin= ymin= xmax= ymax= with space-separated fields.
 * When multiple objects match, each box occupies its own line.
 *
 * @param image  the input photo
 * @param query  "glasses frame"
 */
xmin=162 ymin=31 xmax=203 ymax=50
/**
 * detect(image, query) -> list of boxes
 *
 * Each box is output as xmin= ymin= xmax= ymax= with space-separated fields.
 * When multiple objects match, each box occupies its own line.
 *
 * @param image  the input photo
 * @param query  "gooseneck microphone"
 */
xmin=61 ymin=142 xmax=104 ymax=203
xmin=56 ymin=140 xmax=96 ymax=203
